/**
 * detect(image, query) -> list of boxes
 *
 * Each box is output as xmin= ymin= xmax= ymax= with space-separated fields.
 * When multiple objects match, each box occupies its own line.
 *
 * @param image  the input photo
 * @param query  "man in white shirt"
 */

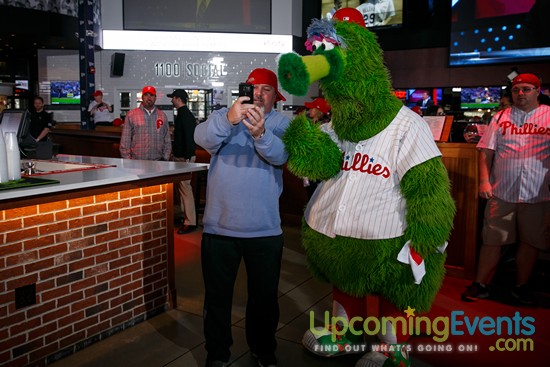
xmin=462 ymin=73 xmax=550 ymax=305
xmin=88 ymin=90 xmax=113 ymax=126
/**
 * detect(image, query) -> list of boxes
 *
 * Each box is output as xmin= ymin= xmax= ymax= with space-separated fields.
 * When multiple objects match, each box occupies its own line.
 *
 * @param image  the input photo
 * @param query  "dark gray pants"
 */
xmin=201 ymin=233 xmax=283 ymax=362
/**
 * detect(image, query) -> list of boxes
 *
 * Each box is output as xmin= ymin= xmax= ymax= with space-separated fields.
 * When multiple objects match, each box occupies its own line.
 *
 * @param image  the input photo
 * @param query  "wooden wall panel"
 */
xmin=437 ymin=143 xmax=479 ymax=279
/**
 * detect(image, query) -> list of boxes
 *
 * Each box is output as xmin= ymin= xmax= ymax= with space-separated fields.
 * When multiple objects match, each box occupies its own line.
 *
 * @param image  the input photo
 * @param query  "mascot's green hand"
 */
xmin=283 ymin=113 xmax=342 ymax=180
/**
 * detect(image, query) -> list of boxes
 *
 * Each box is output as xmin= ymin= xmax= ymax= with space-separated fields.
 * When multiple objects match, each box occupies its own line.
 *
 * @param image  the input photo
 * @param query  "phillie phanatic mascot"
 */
xmin=277 ymin=8 xmax=455 ymax=367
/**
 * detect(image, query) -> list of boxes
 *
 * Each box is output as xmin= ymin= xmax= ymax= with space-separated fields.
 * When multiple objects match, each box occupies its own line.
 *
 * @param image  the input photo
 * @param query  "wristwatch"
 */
xmin=254 ymin=129 xmax=265 ymax=140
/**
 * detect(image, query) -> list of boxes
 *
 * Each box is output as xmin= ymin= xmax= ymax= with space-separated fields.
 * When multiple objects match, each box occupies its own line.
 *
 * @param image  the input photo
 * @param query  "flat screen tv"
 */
xmin=449 ymin=0 xmax=550 ymax=66
xmin=50 ymin=81 xmax=80 ymax=105
xmin=123 ymin=0 xmax=271 ymax=34
xmin=460 ymin=87 xmax=502 ymax=109
xmin=322 ymin=0 xmax=403 ymax=29
xmin=406 ymin=88 xmax=442 ymax=108
xmin=15 ymin=80 xmax=28 ymax=91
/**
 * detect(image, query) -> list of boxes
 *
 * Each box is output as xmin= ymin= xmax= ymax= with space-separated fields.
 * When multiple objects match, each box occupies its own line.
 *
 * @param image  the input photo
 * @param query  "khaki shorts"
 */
xmin=482 ymin=197 xmax=550 ymax=251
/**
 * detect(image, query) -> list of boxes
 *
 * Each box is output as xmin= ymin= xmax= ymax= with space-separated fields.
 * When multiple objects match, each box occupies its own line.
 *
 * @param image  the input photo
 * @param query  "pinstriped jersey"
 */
xmin=477 ymin=104 xmax=550 ymax=203
xmin=304 ymin=106 xmax=441 ymax=239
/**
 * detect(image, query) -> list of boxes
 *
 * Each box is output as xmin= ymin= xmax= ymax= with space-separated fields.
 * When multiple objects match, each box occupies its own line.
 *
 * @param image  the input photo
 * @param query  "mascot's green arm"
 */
xmin=283 ymin=113 xmax=342 ymax=180
xmin=401 ymin=158 xmax=456 ymax=258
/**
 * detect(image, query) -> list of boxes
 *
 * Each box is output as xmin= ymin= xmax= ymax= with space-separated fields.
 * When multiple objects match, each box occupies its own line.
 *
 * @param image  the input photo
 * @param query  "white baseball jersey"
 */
xmin=356 ymin=0 xmax=396 ymax=27
xmin=477 ymin=104 xmax=550 ymax=203
xmin=305 ymin=106 xmax=441 ymax=239
xmin=88 ymin=100 xmax=112 ymax=123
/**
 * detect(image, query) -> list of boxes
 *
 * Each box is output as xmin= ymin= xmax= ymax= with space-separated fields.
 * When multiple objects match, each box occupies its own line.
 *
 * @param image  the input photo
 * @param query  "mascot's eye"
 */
xmin=321 ymin=41 xmax=335 ymax=51
xmin=311 ymin=40 xmax=323 ymax=51
xmin=311 ymin=39 xmax=335 ymax=52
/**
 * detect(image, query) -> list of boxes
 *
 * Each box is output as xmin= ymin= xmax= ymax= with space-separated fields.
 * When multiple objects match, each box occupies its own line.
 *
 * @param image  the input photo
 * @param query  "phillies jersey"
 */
xmin=477 ymin=105 xmax=550 ymax=203
xmin=305 ymin=106 xmax=441 ymax=239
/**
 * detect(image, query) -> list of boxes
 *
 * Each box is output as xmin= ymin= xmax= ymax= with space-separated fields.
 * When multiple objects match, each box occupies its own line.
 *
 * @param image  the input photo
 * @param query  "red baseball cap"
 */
xmin=93 ymin=90 xmax=103 ymax=97
xmin=142 ymin=86 xmax=157 ymax=96
xmin=305 ymin=97 xmax=331 ymax=114
xmin=333 ymin=8 xmax=366 ymax=28
xmin=246 ymin=68 xmax=286 ymax=102
xmin=512 ymin=73 xmax=541 ymax=88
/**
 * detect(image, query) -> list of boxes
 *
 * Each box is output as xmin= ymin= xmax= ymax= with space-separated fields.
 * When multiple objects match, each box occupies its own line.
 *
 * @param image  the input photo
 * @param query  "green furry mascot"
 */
xmin=278 ymin=9 xmax=455 ymax=367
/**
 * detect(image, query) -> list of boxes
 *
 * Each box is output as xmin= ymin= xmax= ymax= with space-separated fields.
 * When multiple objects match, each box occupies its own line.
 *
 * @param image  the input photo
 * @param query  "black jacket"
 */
xmin=173 ymin=105 xmax=196 ymax=159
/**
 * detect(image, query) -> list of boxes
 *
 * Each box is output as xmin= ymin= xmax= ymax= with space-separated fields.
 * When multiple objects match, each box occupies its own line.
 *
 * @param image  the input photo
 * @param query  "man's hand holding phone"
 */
xmin=227 ymin=83 xmax=256 ymax=124
xmin=242 ymin=105 xmax=265 ymax=139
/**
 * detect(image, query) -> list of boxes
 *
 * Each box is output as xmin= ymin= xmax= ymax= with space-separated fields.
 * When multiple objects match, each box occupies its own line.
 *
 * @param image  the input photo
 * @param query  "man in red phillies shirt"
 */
xmin=462 ymin=73 xmax=550 ymax=305
xmin=119 ymin=86 xmax=172 ymax=161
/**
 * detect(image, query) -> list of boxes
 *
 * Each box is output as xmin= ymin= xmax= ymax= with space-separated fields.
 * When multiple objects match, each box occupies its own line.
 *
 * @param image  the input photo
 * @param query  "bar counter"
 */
xmin=0 ymin=155 xmax=208 ymax=366
xmin=0 ymin=154 xmax=208 ymax=203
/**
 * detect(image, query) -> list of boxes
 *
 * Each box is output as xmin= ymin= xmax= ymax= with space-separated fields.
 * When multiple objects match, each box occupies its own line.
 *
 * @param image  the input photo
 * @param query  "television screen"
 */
xmin=449 ymin=0 xmax=550 ymax=66
xmin=406 ymin=88 xmax=442 ymax=108
xmin=322 ymin=0 xmax=403 ymax=29
xmin=123 ymin=0 xmax=271 ymax=34
xmin=460 ymin=87 xmax=502 ymax=109
xmin=50 ymin=81 xmax=80 ymax=105
xmin=15 ymin=80 xmax=28 ymax=91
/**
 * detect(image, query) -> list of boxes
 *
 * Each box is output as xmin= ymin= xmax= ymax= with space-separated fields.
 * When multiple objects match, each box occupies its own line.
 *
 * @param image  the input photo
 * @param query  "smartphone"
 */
xmin=239 ymin=83 xmax=254 ymax=104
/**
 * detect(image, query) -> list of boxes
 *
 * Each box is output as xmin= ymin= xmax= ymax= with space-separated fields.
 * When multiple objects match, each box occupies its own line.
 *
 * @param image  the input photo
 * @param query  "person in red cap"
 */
xmin=305 ymin=97 xmax=331 ymax=125
xmin=194 ymin=68 xmax=290 ymax=367
xmin=88 ymin=90 xmax=113 ymax=126
xmin=462 ymin=72 xmax=550 ymax=306
xmin=119 ymin=85 xmax=172 ymax=161
xmin=303 ymin=97 xmax=332 ymax=199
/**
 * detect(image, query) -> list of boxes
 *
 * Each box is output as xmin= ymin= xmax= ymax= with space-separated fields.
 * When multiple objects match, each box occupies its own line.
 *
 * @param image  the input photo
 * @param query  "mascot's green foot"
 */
xmin=302 ymin=326 xmax=366 ymax=357
xmin=355 ymin=344 xmax=411 ymax=367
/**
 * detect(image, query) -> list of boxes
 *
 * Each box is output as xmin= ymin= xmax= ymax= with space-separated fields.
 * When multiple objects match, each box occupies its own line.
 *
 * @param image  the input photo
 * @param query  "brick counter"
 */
xmin=0 ymin=155 xmax=208 ymax=366
xmin=0 ymin=184 xmax=176 ymax=366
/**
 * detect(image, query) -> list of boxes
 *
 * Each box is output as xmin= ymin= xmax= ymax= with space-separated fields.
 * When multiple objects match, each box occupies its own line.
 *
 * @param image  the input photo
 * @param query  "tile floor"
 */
xmin=50 ymin=224 xmax=549 ymax=367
